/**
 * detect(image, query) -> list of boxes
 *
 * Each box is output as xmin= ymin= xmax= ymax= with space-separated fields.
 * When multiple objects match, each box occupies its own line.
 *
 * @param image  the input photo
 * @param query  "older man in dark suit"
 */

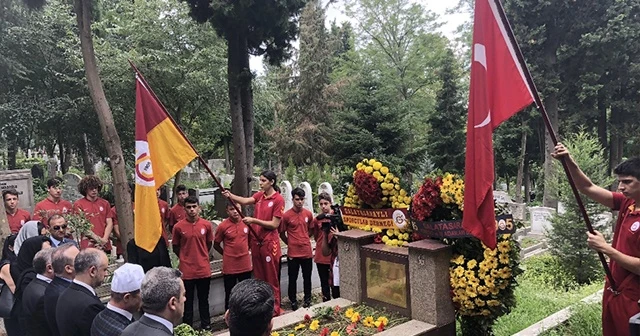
xmin=20 ymin=248 xmax=56 ymax=336
xmin=90 ymin=263 xmax=144 ymax=336
xmin=56 ymin=248 xmax=108 ymax=336
xmin=43 ymin=243 xmax=79 ymax=336
xmin=120 ymin=267 xmax=185 ymax=336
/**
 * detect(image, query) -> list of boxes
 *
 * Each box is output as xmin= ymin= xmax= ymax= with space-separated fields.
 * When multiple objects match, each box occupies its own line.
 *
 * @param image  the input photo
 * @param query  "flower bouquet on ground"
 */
xmin=411 ymin=174 xmax=522 ymax=336
xmin=343 ymin=158 xmax=415 ymax=247
xmin=272 ymin=304 xmax=409 ymax=336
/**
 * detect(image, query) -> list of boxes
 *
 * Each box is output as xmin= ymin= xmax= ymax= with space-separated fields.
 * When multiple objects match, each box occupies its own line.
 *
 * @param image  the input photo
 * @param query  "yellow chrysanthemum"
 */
xmin=380 ymin=166 xmax=389 ymax=175
xmin=270 ymin=333 xmax=279 ymax=336
xmin=477 ymin=285 xmax=490 ymax=296
xmin=464 ymin=270 xmax=475 ymax=279
xmin=345 ymin=308 xmax=354 ymax=318
xmin=376 ymin=316 xmax=389 ymax=326
xmin=372 ymin=162 xmax=383 ymax=170
xmin=295 ymin=323 xmax=306 ymax=331
xmin=454 ymin=266 xmax=465 ymax=277
xmin=465 ymin=285 xmax=478 ymax=298
xmin=350 ymin=312 xmax=360 ymax=323
xmin=474 ymin=298 xmax=486 ymax=307
xmin=309 ymin=320 xmax=320 ymax=331
xmin=499 ymin=253 xmax=509 ymax=264
xmin=497 ymin=241 xmax=511 ymax=253
xmin=331 ymin=332 xmax=340 ymax=336
xmin=467 ymin=259 xmax=478 ymax=269
xmin=453 ymin=255 xmax=465 ymax=265
xmin=487 ymin=300 xmax=500 ymax=307
xmin=364 ymin=166 xmax=373 ymax=174
xmin=363 ymin=316 xmax=375 ymax=327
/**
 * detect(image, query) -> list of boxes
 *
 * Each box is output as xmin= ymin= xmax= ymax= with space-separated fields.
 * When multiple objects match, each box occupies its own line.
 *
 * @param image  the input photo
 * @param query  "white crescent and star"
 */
xmin=473 ymin=43 xmax=491 ymax=129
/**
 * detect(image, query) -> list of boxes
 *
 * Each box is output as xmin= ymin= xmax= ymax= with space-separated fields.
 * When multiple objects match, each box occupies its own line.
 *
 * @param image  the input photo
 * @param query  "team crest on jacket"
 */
xmin=201 ymin=228 xmax=206 ymax=235
xmin=631 ymin=221 xmax=640 ymax=232
xmin=266 ymin=256 xmax=271 ymax=263
xmin=268 ymin=201 xmax=274 ymax=208
xmin=244 ymin=227 xmax=248 ymax=234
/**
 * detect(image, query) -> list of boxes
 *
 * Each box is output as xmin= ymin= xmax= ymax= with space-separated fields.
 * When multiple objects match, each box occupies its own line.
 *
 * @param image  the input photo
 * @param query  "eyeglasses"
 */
xmin=52 ymin=225 xmax=68 ymax=231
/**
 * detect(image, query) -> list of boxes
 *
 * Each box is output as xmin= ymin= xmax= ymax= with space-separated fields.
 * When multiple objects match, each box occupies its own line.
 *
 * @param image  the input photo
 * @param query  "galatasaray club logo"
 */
xmin=393 ymin=210 xmax=407 ymax=229
xmin=135 ymin=141 xmax=154 ymax=187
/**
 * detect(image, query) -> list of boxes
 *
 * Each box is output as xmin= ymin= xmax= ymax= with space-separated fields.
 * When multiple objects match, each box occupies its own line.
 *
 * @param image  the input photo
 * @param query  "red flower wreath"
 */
xmin=353 ymin=170 xmax=382 ymax=206
xmin=411 ymin=177 xmax=443 ymax=221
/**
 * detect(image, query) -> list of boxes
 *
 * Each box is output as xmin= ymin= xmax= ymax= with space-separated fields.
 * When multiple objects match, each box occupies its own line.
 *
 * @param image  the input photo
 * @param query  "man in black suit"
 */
xmin=47 ymin=215 xmax=77 ymax=247
xmin=43 ymin=243 xmax=79 ymax=336
xmin=90 ymin=263 xmax=144 ymax=336
xmin=20 ymin=247 xmax=56 ymax=335
xmin=56 ymin=248 xmax=108 ymax=336
xmin=225 ymin=279 xmax=275 ymax=336
xmin=120 ymin=267 xmax=185 ymax=336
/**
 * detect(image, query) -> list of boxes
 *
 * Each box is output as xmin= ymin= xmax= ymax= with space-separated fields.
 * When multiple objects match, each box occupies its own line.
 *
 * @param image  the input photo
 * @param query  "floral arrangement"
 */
xmin=272 ymin=305 xmax=407 ymax=336
xmin=343 ymin=158 xmax=414 ymax=247
xmin=64 ymin=210 xmax=95 ymax=246
xmin=344 ymin=158 xmax=410 ymax=209
xmin=411 ymin=174 xmax=522 ymax=335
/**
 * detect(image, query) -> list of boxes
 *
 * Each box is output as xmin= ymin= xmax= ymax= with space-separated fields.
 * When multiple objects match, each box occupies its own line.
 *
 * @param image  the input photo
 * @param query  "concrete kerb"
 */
xmin=511 ymin=289 xmax=603 ymax=336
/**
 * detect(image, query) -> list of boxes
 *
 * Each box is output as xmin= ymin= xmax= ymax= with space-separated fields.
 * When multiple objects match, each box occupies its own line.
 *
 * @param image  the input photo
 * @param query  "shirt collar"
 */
xmin=36 ymin=274 xmax=53 ymax=283
xmin=107 ymin=303 xmax=133 ymax=321
xmin=50 ymin=236 xmax=62 ymax=247
xmin=73 ymin=279 xmax=96 ymax=296
xmin=57 ymin=276 xmax=72 ymax=283
xmin=144 ymin=313 xmax=174 ymax=334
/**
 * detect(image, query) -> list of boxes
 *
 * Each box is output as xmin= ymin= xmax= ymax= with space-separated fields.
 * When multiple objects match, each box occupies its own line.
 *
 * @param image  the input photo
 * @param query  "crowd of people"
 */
xmin=1 ymin=169 xmax=342 ymax=335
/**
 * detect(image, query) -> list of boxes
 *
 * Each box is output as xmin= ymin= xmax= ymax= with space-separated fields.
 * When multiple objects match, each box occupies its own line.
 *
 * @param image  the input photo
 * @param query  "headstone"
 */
xmin=47 ymin=159 xmax=58 ymax=179
xmin=299 ymin=182 xmax=314 ymax=213
xmin=318 ymin=182 xmax=334 ymax=203
xmin=529 ymin=206 xmax=556 ymax=234
xmin=508 ymin=203 xmax=526 ymax=221
xmin=248 ymin=176 xmax=260 ymax=192
xmin=557 ymin=201 xmax=566 ymax=215
xmin=280 ymin=181 xmax=293 ymax=212
xmin=61 ymin=173 xmax=83 ymax=203
xmin=493 ymin=191 xmax=511 ymax=204
xmin=207 ymin=159 xmax=226 ymax=173
xmin=594 ymin=212 xmax=613 ymax=229
xmin=30 ymin=164 xmax=44 ymax=180
xmin=217 ymin=174 xmax=233 ymax=188
xmin=0 ymin=169 xmax=35 ymax=213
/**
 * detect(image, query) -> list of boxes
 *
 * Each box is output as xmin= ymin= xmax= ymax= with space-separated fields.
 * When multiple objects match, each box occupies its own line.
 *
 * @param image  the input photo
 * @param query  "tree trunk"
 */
xmin=515 ymin=127 xmax=527 ymax=203
xmin=81 ymin=133 xmax=95 ymax=175
xmin=75 ymin=0 xmax=133 ymax=259
xmin=224 ymin=137 xmax=231 ymax=174
xmin=240 ymin=48 xmax=254 ymax=195
xmin=7 ymin=140 xmax=17 ymax=170
xmin=597 ymin=88 xmax=608 ymax=158
xmin=227 ymin=29 xmax=249 ymax=197
xmin=0 ymin=199 xmax=10 ymax=252
xmin=541 ymin=31 xmax=559 ymax=209
xmin=171 ymin=171 xmax=182 ymax=205
xmin=524 ymin=161 xmax=531 ymax=203
xmin=62 ymin=143 xmax=71 ymax=174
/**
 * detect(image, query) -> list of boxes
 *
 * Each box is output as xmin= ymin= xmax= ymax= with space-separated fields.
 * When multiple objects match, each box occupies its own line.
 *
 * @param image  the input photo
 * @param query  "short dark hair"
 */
xmin=226 ymin=201 xmax=237 ymax=209
xmin=318 ymin=192 xmax=332 ymax=203
xmin=614 ymin=158 xmax=640 ymax=181
xmin=228 ymin=279 xmax=274 ymax=336
xmin=46 ymin=177 xmax=62 ymax=188
xmin=292 ymin=187 xmax=305 ymax=199
xmin=2 ymin=189 xmax=19 ymax=200
xmin=52 ymin=243 xmax=77 ymax=275
xmin=184 ymin=195 xmax=199 ymax=206
xmin=48 ymin=214 xmax=65 ymax=228
xmin=176 ymin=185 xmax=187 ymax=193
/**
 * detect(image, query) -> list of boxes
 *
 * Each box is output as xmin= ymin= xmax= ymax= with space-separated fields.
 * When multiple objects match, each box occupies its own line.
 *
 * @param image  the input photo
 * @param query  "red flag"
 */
xmin=462 ymin=0 xmax=534 ymax=248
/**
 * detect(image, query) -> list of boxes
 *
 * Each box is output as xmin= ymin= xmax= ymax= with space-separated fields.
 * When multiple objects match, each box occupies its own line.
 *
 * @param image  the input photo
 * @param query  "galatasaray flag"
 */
xmin=135 ymin=75 xmax=197 ymax=252
xmin=462 ymin=0 xmax=534 ymax=249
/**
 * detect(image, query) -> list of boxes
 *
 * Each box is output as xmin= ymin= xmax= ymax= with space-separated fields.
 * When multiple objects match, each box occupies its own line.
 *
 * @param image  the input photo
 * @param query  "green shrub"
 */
xmin=547 ymin=131 xmax=612 ymax=287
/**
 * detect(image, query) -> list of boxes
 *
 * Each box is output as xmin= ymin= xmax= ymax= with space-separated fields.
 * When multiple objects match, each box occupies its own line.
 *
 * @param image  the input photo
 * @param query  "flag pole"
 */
xmin=128 ymin=60 xmax=263 ymax=244
xmin=490 ymin=0 xmax=617 ymax=292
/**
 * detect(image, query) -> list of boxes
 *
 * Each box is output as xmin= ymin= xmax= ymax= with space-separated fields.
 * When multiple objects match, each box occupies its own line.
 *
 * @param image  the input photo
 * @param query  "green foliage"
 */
xmin=174 ymin=323 xmax=210 ymax=336
xmin=200 ymin=202 xmax=218 ymax=221
xmin=32 ymin=178 xmax=48 ymax=203
xmin=547 ymin=131 xmax=613 ymax=286
xmin=540 ymin=303 xmax=602 ymax=336
xmin=427 ymin=48 xmax=466 ymax=173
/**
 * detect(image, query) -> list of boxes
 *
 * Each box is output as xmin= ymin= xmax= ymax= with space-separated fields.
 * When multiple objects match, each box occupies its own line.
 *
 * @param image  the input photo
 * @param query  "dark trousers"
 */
xmin=223 ymin=271 xmax=252 ymax=310
xmin=288 ymin=257 xmax=312 ymax=304
xmin=316 ymin=263 xmax=340 ymax=301
xmin=183 ymin=277 xmax=211 ymax=329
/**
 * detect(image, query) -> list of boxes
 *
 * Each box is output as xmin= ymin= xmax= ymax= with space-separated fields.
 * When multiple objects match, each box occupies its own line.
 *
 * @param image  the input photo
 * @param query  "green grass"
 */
xmin=540 ymin=302 xmax=602 ymax=336
xmin=455 ymin=254 xmax=603 ymax=336
xmin=519 ymin=236 xmax=541 ymax=249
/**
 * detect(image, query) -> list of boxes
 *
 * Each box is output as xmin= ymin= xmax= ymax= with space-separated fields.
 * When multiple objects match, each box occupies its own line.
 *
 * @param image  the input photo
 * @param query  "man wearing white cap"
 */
xmin=90 ymin=263 xmax=144 ymax=336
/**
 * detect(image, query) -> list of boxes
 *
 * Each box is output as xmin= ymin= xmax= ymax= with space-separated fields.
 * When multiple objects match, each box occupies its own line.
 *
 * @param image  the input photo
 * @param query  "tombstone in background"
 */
xmin=318 ymin=182 xmax=334 ymax=203
xmin=47 ymin=159 xmax=58 ymax=179
xmin=493 ymin=191 xmax=511 ymax=204
xmin=207 ymin=159 xmax=226 ymax=174
xmin=557 ymin=201 xmax=566 ymax=215
xmin=61 ymin=173 xmax=83 ymax=203
xmin=529 ymin=206 xmax=556 ymax=235
xmin=299 ymin=182 xmax=314 ymax=213
xmin=508 ymin=203 xmax=526 ymax=221
xmin=0 ymin=169 xmax=35 ymax=213
xmin=280 ymin=181 xmax=293 ymax=212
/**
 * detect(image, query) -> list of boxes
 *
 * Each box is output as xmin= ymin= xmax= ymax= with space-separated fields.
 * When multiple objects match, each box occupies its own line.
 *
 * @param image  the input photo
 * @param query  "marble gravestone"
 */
xmin=0 ymin=169 xmax=35 ymax=213
xmin=280 ymin=181 xmax=293 ymax=212
xmin=318 ymin=182 xmax=334 ymax=203
xmin=529 ymin=206 xmax=556 ymax=235
xmin=299 ymin=182 xmax=314 ymax=214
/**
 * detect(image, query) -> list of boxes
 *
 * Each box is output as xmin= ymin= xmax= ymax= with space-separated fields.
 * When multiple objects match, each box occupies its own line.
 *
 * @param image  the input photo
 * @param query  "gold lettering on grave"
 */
xmin=365 ymin=257 xmax=407 ymax=308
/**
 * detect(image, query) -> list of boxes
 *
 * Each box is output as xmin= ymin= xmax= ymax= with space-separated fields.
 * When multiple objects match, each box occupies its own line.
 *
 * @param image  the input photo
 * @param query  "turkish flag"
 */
xmin=462 ymin=0 xmax=534 ymax=248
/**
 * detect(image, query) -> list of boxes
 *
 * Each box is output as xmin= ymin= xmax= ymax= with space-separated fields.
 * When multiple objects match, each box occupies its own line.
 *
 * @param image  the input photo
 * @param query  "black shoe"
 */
xmin=303 ymin=300 xmax=311 ymax=308
xmin=291 ymin=301 xmax=299 ymax=311
xmin=200 ymin=325 xmax=211 ymax=331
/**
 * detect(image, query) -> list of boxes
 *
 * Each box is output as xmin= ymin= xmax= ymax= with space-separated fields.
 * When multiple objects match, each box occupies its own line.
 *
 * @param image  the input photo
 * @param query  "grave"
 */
xmin=0 ymin=169 xmax=35 ymax=213
xmin=529 ymin=206 xmax=556 ymax=235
